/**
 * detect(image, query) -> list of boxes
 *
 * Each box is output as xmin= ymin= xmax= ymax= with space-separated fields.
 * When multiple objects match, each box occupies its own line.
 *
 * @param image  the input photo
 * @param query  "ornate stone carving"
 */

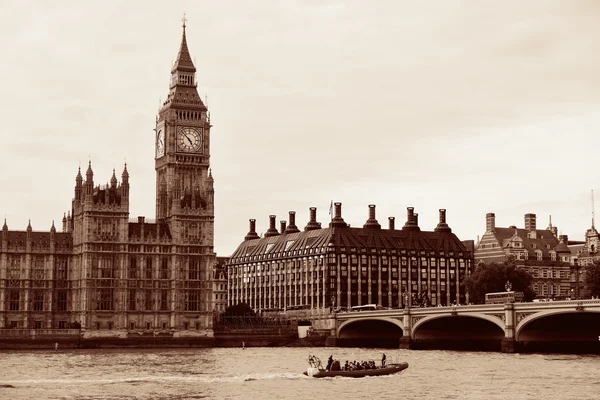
xmin=517 ymin=312 xmax=532 ymax=322
xmin=490 ymin=313 xmax=505 ymax=323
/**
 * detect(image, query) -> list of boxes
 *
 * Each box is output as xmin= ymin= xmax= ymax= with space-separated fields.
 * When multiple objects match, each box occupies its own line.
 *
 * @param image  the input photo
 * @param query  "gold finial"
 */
xmin=182 ymin=12 xmax=187 ymax=29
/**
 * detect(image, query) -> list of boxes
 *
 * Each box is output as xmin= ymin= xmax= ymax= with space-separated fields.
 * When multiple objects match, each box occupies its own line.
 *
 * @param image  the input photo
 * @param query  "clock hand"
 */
xmin=186 ymin=136 xmax=193 ymax=146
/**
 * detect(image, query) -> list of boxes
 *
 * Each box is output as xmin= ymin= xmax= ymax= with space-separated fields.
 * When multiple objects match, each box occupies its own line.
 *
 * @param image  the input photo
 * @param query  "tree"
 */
xmin=583 ymin=260 xmax=600 ymax=298
xmin=222 ymin=302 xmax=256 ymax=318
xmin=464 ymin=257 xmax=535 ymax=304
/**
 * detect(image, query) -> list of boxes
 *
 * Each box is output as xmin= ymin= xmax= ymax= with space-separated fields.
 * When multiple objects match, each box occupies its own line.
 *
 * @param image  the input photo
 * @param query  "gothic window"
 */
xmin=9 ymin=257 xmax=20 ymax=279
xmin=188 ymin=256 xmax=200 ymax=280
xmin=145 ymin=290 xmax=153 ymax=311
xmin=32 ymin=291 xmax=44 ymax=311
xmin=145 ymin=257 xmax=153 ymax=279
xmin=128 ymin=290 xmax=136 ymax=311
xmin=9 ymin=290 xmax=20 ymax=311
xmin=160 ymin=290 xmax=169 ymax=310
xmin=56 ymin=290 xmax=68 ymax=312
xmin=33 ymin=257 xmax=45 ymax=280
xmin=129 ymin=257 xmax=137 ymax=279
xmin=161 ymin=258 xmax=169 ymax=279
xmin=97 ymin=288 xmax=114 ymax=311
xmin=186 ymin=290 xmax=200 ymax=311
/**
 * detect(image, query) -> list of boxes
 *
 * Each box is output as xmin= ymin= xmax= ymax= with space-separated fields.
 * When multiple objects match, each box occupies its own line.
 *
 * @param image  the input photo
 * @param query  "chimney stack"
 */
xmin=280 ymin=220 xmax=287 ymax=233
xmin=403 ymin=207 xmax=419 ymax=230
xmin=304 ymin=207 xmax=322 ymax=231
xmin=329 ymin=202 xmax=347 ymax=227
xmin=388 ymin=217 xmax=395 ymax=230
xmin=363 ymin=204 xmax=381 ymax=229
xmin=486 ymin=213 xmax=496 ymax=233
xmin=284 ymin=211 xmax=300 ymax=234
xmin=264 ymin=215 xmax=280 ymax=237
xmin=435 ymin=209 xmax=451 ymax=233
xmin=244 ymin=219 xmax=260 ymax=241
xmin=525 ymin=213 xmax=536 ymax=232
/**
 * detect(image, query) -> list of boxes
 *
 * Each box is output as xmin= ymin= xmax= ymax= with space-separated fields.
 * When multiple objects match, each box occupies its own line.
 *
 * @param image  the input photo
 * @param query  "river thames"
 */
xmin=0 ymin=347 xmax=598 ymax=399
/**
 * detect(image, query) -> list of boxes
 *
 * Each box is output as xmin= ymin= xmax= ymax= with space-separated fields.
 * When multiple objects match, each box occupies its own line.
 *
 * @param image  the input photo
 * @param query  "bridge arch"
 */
xmin=337 ymin=316 xmax=404 ymax=338
xmin=412 ymin=313 xmax=505 ymax=335
xmin=516 ymin=309 xmax=600 ymax=340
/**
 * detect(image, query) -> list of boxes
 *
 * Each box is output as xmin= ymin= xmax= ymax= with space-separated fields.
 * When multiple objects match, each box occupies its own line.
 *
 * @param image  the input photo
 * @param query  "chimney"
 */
xmin=264 ymin=215 xmax=280 ymax=237
xmin=435 ymin=209 xmax=451 ymax=233
xmin=560 ymin=234 xmax=568 ymax=243
xmin=414 ymin=213 xmax=419 ymax=227
xmin=138 ymin=216 xmax=145 ymax=224
xmin=486 ymin=213 xmax=496 ymax=233
xmin=280 ymin=220 xmax=287 ymax=233
xmin=244 ymin=219 xmax=260 ymax=241
xmin=329 ymin=202 xmax=347 ymax=228
xmin=388 ymin=217 xmax=395 ymax=230
xmin=524 ymin=213 xmax=536 ymax=232
xmin=403 ymin=207 xmax=419 ymax=230
xmin=363 ymin=204 xmax=381 ymax=229
xmin=304 ymin=207 xmax=322 ymax=231
xmin=284 ymin=211 xmax=300 ymax=234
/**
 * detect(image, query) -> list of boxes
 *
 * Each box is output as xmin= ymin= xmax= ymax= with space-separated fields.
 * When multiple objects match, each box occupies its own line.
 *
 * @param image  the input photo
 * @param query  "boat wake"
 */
xmin=1 ymin=372 xmax=305 ymax=387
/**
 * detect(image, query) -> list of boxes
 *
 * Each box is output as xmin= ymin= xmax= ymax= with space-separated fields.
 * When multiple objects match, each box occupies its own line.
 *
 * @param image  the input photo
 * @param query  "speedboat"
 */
xmin=303 ymin=355 xmax=408 ymax=378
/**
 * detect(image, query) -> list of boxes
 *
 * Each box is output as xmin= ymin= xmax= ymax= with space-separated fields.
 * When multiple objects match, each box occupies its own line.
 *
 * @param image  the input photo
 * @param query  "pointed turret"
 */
xmin=50 ymin=220 xmax=56 ymax=234
xmin=2 ymin=218 xmax=7 ymax=232
xmin=76 ymin=166 xmax=83 ymax=186
xmin=110 ymin=169 xmax=117 ymax=188
xmin=62 ymin=213 xmax=67 ymax=232
xmin=122 ymin=163 xmax=129 ymax=182
xmin=27 ymin=219 xmax=32 ymax=233
xmin=86 ymin=161 xmax=93 ymax=182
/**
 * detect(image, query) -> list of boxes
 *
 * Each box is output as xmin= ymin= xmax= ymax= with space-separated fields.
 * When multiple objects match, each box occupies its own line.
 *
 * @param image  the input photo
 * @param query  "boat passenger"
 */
xmin=382 ymin=353 xmax=386 ymax=367
xmin=344 ymin=361 xmax=349 ymax=371
xmin=326 ymin=355 xmax=333 ymax=371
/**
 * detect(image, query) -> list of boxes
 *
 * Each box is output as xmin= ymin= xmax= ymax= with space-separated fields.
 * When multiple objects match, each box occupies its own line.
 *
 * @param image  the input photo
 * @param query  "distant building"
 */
xmin=475 ymin=213 xmax=579 ymax=299
xmin=227 ymin=203 xmax=474 ymax=310
xmin=213 ymin=257 xmax=229 ymax=312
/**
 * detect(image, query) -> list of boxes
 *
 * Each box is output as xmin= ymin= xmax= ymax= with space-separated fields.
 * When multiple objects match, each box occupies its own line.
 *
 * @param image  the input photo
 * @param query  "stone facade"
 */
xmin=0 ymin=23 xmax=216 ymax=334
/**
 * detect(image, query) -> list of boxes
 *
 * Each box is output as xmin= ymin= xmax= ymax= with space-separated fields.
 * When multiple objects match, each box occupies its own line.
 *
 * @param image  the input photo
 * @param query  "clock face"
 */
xmin=156 ymin=128 xmax=165 ymax=158
xmin=178 ymin=127 xmax=202 ymax=152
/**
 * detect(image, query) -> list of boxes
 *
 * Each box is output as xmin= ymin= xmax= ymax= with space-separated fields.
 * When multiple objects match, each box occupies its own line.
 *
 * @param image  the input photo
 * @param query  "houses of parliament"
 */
xmin=0 ymin=22 xmax=219 ymax=335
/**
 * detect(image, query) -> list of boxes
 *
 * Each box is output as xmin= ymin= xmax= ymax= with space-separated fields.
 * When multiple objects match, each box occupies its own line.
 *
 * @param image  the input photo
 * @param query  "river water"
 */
xmin=0 ymin=348 xmax=598 ymax=400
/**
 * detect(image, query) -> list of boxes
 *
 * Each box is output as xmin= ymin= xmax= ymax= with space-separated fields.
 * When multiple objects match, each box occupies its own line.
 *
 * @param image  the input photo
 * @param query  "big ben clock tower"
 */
xmin=155 ymin=18 xmax=215 ymax=328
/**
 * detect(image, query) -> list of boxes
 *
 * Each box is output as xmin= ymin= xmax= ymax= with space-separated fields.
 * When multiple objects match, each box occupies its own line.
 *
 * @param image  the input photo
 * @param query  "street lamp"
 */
xmin=505 ymin=280 xmax=512 ymax=292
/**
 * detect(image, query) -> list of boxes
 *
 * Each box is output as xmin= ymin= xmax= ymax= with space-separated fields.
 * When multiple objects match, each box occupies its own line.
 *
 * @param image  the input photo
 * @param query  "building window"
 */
xmin=160 ymin=290 xmax=169 ymax=310
xmin=146 ymin=257 xmax=153 ymax=279
xmin=161 ymin=258 xmax=169 ymax=279
xmin=32 ymin=291 xmax=44 ymax=311
xmin=129 ymin=290 xmax=136 ymax=311
xmin=9 ymin=290 xmax=19 ymax=311
xmin=129 ymin=257 xmax=138 ymax=279
xmin=97 ymin=288 xmax=114 ymax=311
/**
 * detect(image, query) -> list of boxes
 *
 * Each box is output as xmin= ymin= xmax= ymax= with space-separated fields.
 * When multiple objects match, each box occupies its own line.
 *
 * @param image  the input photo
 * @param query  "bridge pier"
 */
xmin=399 ymin=337 xmax=413 ymax=349
xmin=501 ymin=302 xmax=516 ymax=353
xmin=399 ymin=308 xmax=412 ymax=349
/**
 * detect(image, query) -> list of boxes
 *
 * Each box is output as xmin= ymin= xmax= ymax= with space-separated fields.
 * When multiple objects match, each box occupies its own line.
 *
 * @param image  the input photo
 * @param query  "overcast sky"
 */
xmin=1 ymin=0 xmax=600 ymax=255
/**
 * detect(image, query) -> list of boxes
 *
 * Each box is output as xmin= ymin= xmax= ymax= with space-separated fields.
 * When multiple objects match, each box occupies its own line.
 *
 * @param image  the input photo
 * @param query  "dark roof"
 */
xmin=492 ymin=227 xmax=559 ymax=257
xmin=229 ymin=225 xmax=471 ymax=262
xmin=128 ymin=222 xmax=171 ymax=240
xmin=2 ymin=230 xmax=72 ymax=250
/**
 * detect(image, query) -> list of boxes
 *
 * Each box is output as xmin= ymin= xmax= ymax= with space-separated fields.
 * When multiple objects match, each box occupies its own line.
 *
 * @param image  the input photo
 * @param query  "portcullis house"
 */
xmin=227 ymin=203 xmax=474 ymax=311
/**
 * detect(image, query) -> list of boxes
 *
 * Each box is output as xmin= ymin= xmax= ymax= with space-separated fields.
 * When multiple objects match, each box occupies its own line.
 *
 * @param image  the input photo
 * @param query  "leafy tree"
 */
xmin=464 ymin=257 xmax=535 ymax=304
xmin=583 ymin=260 xmax=600 ymax=298
xmin=222 ymin=302 xmax=256 ymax=318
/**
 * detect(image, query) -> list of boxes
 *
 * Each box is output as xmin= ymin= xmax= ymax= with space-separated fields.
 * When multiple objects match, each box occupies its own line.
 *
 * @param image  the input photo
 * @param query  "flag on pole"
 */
xmin=329 ymin=200 xmax=333 ymax=220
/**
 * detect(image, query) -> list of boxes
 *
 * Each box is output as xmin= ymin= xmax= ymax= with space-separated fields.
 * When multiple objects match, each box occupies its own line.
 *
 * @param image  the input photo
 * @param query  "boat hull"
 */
xmin=303 ymin=362 xmax=409 ymax=378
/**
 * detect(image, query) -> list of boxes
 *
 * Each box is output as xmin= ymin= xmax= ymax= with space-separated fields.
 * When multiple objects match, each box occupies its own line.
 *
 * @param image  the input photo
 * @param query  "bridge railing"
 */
xmin=0 ymin=329 xmax=81 ymax=338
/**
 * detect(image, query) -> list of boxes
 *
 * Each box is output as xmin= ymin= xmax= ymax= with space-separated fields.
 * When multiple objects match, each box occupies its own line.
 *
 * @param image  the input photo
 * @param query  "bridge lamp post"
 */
xmin=505 ymin=280 xmax=512 ymax=292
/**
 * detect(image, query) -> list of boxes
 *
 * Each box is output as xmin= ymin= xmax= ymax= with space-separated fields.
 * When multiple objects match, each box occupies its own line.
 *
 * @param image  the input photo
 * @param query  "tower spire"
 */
xmin=593 ymin=190 xmax=596 ymax=229
xmin=172 ymin=14 xmax=195 ymax=73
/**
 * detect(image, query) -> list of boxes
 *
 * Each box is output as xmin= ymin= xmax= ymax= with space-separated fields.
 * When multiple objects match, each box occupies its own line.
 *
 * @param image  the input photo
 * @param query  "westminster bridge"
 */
xmin=315 ymin=299 xmax=600 ymax=353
